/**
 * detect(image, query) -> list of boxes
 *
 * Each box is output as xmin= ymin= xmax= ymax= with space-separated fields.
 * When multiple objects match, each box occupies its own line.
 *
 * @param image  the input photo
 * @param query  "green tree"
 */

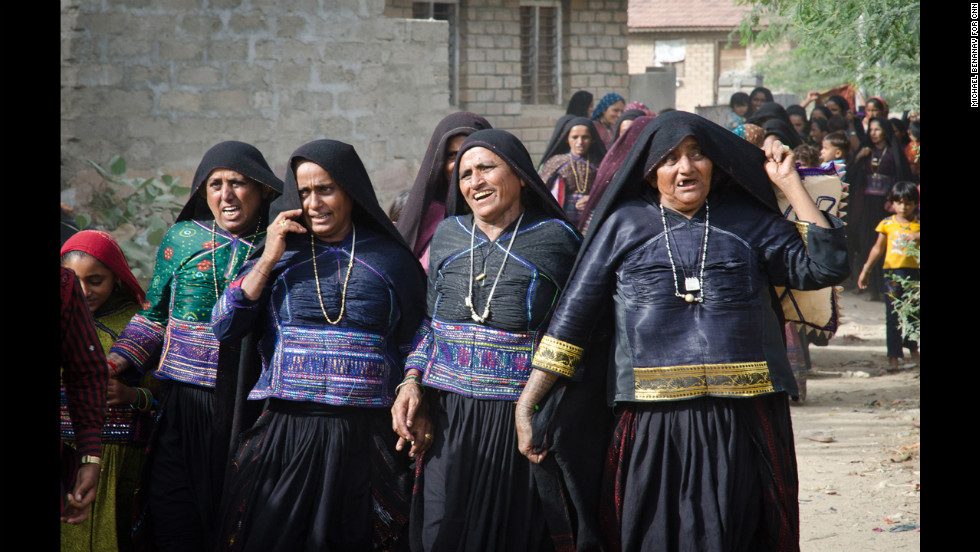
xmin=74 ymin=156 xmax=190 ymax=288
xmin=733 ymin=0 xmax=920 ymax=112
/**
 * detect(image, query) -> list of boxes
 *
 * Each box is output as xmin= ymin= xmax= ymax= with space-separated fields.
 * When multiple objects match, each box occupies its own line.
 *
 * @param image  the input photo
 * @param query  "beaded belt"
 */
xmin=249 ymin=325 xmax=394 ymax=407
xmin=420 ymin=319 xmax=537 ymax=401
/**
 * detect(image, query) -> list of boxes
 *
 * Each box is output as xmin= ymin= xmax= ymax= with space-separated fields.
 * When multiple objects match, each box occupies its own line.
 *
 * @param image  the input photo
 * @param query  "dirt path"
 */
xmin=792 ymin=289 xmax=920 ymax=550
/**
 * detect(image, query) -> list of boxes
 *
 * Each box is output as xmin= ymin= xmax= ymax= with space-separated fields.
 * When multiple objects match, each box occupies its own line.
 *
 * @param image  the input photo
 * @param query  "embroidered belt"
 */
xmin=249 ymin=325 xmax=393 ymax=407
xmin=60 ymin=397 xmax=146 ymax=444
xmin=156 ymin=318 xmax=221 ymax=387
xmin=632 ymin=362 xmax=775 ymax=401
xmin=421 ymin=319 xmax=537 ymax=401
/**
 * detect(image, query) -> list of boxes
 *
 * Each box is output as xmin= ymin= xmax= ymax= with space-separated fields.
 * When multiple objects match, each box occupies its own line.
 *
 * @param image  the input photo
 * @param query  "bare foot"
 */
xmin=886 ymin=357 xmax=901 ymax=372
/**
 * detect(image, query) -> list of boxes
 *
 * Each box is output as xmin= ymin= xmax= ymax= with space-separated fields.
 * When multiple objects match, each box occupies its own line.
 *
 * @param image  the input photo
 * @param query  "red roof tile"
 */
xmin=629 ymin=0 xmax=753 ymax=30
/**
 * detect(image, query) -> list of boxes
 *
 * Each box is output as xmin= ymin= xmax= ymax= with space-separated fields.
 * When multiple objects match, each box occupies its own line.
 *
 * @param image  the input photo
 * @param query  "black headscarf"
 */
xmin=538 ymin=116 xmax=607 ymax=168
xmin=538 ymin=114 xmax=576 ymax=167
xmin=747 ymin=101 xmax=790 ymax=126
xmin=447 ymin=129 xmax=568 ymax=223
xmin=611 ymin=109 xmax=648 ymax=143
xmin=397 ymin=112 xmax=493 ymax=255
xmin=272 ymin=139 xmax=411 ymax=250
xmin=565 ymin=90 xmax=594 ymax=117
xmin=580 ymin=110 xmax=779 ymax=261
xmin=762 ymin=118 xmax=803 ymax=149
xmin=176 ymin=140 xmax=285 ymax=225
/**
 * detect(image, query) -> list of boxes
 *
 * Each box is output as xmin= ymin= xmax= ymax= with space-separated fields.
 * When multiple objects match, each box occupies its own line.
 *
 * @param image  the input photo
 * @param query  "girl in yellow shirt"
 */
xmin=858 ymin=181 xmax=920 ymax=370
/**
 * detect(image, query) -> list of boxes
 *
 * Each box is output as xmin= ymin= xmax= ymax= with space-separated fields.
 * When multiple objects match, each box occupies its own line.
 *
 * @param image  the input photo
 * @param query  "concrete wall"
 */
xmin=61 ymin=0 xmax=454 ymax=211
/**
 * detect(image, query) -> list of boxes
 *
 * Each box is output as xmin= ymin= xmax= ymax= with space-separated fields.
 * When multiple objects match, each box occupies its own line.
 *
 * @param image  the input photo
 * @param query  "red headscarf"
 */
xmin=60 ymin=230 xmax=146 ymax=306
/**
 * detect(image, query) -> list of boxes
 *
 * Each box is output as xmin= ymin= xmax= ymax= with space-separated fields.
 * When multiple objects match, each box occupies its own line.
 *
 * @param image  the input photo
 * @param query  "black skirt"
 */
xmin=214 ymin=400 xmax=402 ymax=552
xmin=410 ymin=391 xmax=552 ymax=552
xmin=600 ymin=394 xmax=800 ymax=552
xmin=146 ymin=381 xmax=217 ymax=552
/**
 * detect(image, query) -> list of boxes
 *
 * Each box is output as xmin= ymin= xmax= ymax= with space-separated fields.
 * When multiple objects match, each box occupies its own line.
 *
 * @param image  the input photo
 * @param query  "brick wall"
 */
xmin=628 ymin=30 xmax=776 ymax=114
xmin=385 ymin=0 xmax=628 ymax=163
xmin=61 ymin=0 xmax=453 ymax=210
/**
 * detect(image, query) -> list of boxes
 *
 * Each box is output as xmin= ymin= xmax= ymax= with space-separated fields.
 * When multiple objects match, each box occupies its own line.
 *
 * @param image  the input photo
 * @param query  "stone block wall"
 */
xmin=61 ymin=0 xmax=453 ymax=210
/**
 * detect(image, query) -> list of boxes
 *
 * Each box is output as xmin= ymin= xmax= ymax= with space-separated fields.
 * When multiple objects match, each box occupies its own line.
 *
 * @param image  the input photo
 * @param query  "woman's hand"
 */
xmin=106 ymin=378 xmax=138 ymax=407
xmin=391 ymin=374 xmax=433 ymax=458
xmin=575 ymin=195 xmax=590 ymax=211
xmin=764 ymin=138 xmax=831 ymax=229
xmin=514 ymin=369 xmax=559 ymax=464
xmin=800 ymin=90 xmax=819 ymax=107
xmin=240 ymin=209 xmax=305 ymax=300
xmin=763 ymin=138 xmax=799 ymax=191
xmin=515 ymin=400 xmax=546 ymax=464
xmin=855 ymin=147 xmax=871 ymax=161
xmin=61 ymin=463 xmax=100 ymax=524
xmin=261 ymin=209 xmax=306 ymax=266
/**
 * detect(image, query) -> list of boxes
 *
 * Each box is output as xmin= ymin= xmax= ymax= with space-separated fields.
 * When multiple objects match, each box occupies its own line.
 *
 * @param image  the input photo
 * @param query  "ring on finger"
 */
xmin=279 ymin=219 xmax=287 ymax=226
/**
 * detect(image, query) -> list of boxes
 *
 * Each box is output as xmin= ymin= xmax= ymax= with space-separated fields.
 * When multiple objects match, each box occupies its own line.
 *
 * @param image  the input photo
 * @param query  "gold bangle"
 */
xmin=80 ymin=455 xmax=102 ymax=465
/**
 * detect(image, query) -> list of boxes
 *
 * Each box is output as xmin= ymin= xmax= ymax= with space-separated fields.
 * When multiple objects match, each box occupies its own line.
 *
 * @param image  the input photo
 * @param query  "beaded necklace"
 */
xmin=569 ymin=155 xmax=591 ymax=194
xmin=211 ymin=218 xmax=259 ymax=299
xmin=311 ymin=224 xmax=356 ymax=325
xmin=464 ymin=211 xmax=524 ymax=323
xmin=659 ymin=202 xmax=709 ymax=303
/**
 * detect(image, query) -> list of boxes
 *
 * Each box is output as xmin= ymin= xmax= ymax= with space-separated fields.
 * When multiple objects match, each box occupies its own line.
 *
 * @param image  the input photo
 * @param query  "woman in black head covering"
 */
xmin=748 ymin=86 xmax=774 ymax=115
xmin=824 ymin=94 xmax=868 ymax=155
xmin=565 ymin=90 xmax=594 ymax=118
xmin=211 ymin=139 xmax=426 ymax=551
xmin=848 ymin=116 xmax=913 ymax=300
xmin=394 ymin=129 xmax=581 ymax=551
xmin=398 ymin=112 xmax=493 ymax=271
xmin=107 ymin=140 xmax=284 ymax=552
xmin=747 ymin=101 xmax=790 ymax=127
xmin=538 ymin=113 xmax=578 ymax=168
xmin=762 ymin=118 xmax=803 ymax=149
xmin=611 ymin=108 xmax=648 ymax=144
xmin=538 ymin=116 xmax=608 ymax=227
xmin=517 ymin=111 xmax=850 ymax=552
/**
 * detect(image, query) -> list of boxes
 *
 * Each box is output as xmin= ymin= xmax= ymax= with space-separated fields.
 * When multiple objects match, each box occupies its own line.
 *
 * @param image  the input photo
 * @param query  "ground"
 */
xmin=793 ymin=289 xmax=920 ymax=551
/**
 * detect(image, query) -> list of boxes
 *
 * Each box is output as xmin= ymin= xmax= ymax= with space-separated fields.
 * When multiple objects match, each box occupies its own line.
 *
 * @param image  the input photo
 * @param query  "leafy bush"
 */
xmin=73 ymin=156 xmax=190 ymax=288
xmin=888 ymin=237 xmax=920 ymax=343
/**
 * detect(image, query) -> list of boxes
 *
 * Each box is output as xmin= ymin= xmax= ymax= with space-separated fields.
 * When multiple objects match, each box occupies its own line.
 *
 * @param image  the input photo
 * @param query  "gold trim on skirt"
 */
xmin=633 ymin=362 xmax=775 ymax=400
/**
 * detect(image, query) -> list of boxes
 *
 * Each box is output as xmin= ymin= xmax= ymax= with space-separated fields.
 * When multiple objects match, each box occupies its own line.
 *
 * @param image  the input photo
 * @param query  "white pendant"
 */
xmin=684 ymin=277 xmax=701 ymax=292
xmin=684 ymin=293 xmax=696 ymax=303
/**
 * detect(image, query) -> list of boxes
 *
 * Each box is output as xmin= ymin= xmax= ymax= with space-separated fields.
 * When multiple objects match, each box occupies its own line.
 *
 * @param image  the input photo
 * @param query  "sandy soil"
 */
xmin=792 ymin=288 xmax=920 ymax=551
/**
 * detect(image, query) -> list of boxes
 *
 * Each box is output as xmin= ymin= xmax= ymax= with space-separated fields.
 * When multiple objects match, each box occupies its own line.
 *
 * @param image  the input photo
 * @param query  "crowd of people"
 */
xmin=59 ymin=84 xmax=917 ymax=552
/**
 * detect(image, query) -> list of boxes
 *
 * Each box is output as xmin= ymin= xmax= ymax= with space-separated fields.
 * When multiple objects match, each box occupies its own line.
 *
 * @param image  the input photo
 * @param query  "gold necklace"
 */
xmin=311 ymin=224 xmax=356 ymax=325
xmin=211 ymin=218 xmax=259 ymax=299
xmin=569 ymin=155 xmax=591 ymax=194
